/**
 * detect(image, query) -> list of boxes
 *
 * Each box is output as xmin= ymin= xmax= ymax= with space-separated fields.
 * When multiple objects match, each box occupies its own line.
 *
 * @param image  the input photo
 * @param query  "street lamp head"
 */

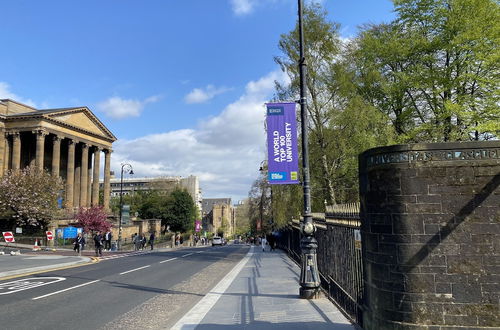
xmin=129 ymin=169 xmax=134 ymax=175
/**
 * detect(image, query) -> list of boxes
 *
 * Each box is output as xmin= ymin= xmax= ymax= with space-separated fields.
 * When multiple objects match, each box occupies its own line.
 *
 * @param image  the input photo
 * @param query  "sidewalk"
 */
xmin=174 ymin=245 xmax=354 ymax=329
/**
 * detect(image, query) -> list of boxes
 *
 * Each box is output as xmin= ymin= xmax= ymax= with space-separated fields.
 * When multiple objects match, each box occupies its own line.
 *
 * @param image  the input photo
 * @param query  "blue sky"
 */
xmin=0 ymin=0 xmax=395 ymax=202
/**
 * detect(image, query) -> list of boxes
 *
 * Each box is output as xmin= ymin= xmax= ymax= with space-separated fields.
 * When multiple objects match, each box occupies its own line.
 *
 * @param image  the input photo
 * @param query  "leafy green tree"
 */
xmin=0 ymin=166 xmax=63 ymax=228
xmin=355 ymin=0 xmax=500 ymax=142
xmin=274 ymin=3 xmax=394 ymax=207
xmin=162 ymin=188 xmax=196 ymax=233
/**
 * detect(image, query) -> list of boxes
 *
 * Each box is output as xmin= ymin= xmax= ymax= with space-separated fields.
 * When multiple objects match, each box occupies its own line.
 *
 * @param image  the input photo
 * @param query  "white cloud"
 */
xmin=112 ymin=70 xmax=290 ymax=201
xmin=0 ymin=82 xmax=37 ymax=108
xmin=184 ymin=85 xmax=232 ymax=104
xmin=230 ymin=0 xmax=256 ymax=16
xmin=97 ymin=95 xmax=161 ymax=119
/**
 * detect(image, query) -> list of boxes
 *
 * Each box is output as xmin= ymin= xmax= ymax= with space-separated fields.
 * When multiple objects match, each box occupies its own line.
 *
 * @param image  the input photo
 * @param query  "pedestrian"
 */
xmin=261 ymin=235 xmax=267 ymax=252
xmin=268 ymin=234 xmax=276 ymax=251
xmin=104 ymin=230 xmax=112 ymax=251
xmin=74 ymin=233 xmax=84 ymax=255
xmin=175 ymin=234 xmax=180 ymax=246
xmin=133 ymin=233 xmax=141 ymax=251
xmin=149 ymin=232 xmax=155 ymax=250
xmin=141 ymin=234 xmax=147 ymax=250
xmin=94 ymin=231 xmax=103 ymax=257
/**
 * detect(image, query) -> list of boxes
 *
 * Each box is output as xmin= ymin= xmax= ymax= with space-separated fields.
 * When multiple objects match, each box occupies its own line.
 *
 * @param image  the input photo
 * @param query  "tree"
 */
xmin=355 ymin=0 xmax=500 ymax=142
xmin=162 ymin=188 xmax=196 ymax=233
xmin=274 ymin=3 xmax=394 ymax=207
xmin=0 ymin=166 xmax=63 ymax=228
xmin=75 ymin=206 xmax=112 ymax=233
xmin=275 ymin=3 xmax=342 ymax=206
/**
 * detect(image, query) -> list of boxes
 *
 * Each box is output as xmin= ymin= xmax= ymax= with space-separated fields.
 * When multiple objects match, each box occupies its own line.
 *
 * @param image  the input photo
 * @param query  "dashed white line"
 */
xmin=160 ymin=257 xmax=178 ymax=264
xmin=182 ymin=253 xmax=194 ymax=257
xmin=119 ymin=265 xmax=151 ymax=275
xmin=32 ymin=280 xmax=100 ymax=300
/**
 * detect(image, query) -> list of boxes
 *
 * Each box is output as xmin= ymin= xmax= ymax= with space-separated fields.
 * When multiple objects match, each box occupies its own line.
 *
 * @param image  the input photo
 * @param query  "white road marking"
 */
xmin=171 ymin=246 xmax=253 ymax=330
xmin=0 ymin=277 xmax=65 ymax=295
xmin=32 ymin=279 xmax=100 ymax=300
xmin=119 ymin=265 xmax=151 ymax=275
xmin=182 ymin=253 xmax=194 ymax=257
xmin=159 ymin=257 xmax=178 ymax=264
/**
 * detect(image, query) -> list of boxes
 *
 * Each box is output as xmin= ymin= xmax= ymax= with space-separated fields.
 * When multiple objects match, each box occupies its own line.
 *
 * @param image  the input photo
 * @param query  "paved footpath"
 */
xmin=173 ymin=245 xmax=354 ymax=330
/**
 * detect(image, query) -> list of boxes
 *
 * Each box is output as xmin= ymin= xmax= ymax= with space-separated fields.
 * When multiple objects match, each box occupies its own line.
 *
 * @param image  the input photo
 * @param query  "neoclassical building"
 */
xmin=0 ymin=99 xmax=115 ymax=211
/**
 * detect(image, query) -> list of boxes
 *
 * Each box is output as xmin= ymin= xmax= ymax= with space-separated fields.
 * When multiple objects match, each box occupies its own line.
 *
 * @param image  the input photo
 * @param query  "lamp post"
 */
xmin=118 ymin=163 xmax=133 ymax=251
xmin=297 ymin=0 xmax=320 ymax=299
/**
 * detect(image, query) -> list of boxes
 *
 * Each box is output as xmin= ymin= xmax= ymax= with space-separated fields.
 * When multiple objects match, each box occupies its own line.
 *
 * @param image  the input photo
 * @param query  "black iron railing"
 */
xmin=276 ymin=203 xmax=363 ymax=327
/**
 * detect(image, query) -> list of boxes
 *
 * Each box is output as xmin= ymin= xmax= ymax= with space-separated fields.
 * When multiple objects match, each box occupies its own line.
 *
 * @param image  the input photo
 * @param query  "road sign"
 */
xmin=2 ymin=231 xmax=15 ymax=243
xmin=46 ymin=231 xmax=54 ymax=241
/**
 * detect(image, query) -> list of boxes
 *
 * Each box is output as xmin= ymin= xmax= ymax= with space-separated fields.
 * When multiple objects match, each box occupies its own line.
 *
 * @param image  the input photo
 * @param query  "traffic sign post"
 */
xmin=2 ymin=231 xmax=16 ymax=251
xmin=46 ymin=231 xmax=54 ymax=240
xmin=46 ymin=230 xmax=55 ymax=250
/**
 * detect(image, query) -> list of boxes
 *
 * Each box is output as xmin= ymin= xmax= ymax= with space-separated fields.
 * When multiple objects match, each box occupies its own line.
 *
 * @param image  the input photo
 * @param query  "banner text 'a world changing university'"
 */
xmin=266 ymin=102 xmax=299 ymax=185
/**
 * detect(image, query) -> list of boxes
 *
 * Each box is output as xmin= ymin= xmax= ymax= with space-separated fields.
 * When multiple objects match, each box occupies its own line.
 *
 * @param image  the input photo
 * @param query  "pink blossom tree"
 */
xmin=0 ymin=166 xmax=63 ymax=227
xmin=75 ymin=206 xmax=112 ymax=234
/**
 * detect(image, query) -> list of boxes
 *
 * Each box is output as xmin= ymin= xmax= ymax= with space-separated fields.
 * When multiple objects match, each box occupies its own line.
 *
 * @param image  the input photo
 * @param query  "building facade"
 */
xmin=104 ymin=175 xmax=202 ymax=212
xmin=201 ymin=198 xmax=235 ymax=237
xmin=0 ymin=99 xmax=115 ymax=211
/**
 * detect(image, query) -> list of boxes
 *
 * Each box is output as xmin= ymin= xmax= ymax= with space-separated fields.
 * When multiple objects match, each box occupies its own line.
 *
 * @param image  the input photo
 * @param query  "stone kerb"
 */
xmin=358 ymin=141 xmax=499 ymax=329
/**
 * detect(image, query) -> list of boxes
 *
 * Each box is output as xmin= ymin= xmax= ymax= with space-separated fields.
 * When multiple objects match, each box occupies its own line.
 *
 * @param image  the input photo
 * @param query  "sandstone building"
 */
xmin=0 ymin=99 xmax=115 ymax=211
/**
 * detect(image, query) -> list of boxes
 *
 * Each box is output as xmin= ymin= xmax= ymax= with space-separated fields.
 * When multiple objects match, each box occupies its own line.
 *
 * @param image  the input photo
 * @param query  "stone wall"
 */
xmin=359 ymin=141 xmax=499 ymax=329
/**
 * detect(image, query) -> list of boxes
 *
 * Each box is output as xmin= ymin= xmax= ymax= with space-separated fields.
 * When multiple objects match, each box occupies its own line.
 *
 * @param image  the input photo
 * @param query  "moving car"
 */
xmin=212 ymin=236 xmax=223 ymax=246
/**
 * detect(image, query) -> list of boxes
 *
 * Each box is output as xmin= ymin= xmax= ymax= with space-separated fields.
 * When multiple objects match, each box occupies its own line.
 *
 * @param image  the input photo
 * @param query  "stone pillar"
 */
xmin=359 ymin=141 xmax=500 ymax=330
xmin=0 ymin=130 xmax=5 ymax=177
xmin=11 ymin=132 xmax=21 ymax=171
xmin=103 ymin=149 xmax=112 ymax=211
xmin=51 ymin=136 xmax=61 ymax=177
xmin=87 ymin=151 xmax=92 ymax=208
xmin=34 ymin=129 xmax=47 ymax=172
xmin=80 ymin=143 xmax=89 ymax=207
xmin=92 ymin=147 xmax=101 ymax=206
xmin=65 ymin=139 xmax=75 ymax=209
xmin=74 ymin=151 xmax=81 ymax=208
xmin=2 ymin=133 xmax=9 ymax=175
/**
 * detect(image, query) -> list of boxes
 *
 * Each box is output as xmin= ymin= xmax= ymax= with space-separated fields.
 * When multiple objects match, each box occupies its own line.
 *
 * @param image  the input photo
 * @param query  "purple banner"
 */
xmin=266 ymin=102 xmax=300 ymax=185
xmin=195 ymin=220 xmax=201 ymax=232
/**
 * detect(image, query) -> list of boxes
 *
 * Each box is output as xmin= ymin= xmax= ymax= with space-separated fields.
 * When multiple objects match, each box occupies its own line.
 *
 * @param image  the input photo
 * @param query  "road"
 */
xmin=0 ymin=245 xmax=249 ymax=330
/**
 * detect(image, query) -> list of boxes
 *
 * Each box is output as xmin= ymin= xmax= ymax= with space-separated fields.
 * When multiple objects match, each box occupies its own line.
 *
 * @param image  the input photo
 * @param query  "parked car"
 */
xmin=212 ymin=236 xmax=223 ymax=246
xmin=221 ymin=238 xmax=227 ymax=245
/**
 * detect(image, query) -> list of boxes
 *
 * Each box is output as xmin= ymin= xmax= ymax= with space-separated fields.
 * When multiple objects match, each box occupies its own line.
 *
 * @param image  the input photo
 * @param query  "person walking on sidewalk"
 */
xmin=261 ymin=235 xmax=267 ymax=252
xmin=149 ymin=232 xmax=155 ymax=250
xmin=74 ymin=233 xmax=84 ymax=255
xmin=104 ymin=230 xmax=112 ymax=251
xmin=94 ymin=231 xmax=103 ymax=257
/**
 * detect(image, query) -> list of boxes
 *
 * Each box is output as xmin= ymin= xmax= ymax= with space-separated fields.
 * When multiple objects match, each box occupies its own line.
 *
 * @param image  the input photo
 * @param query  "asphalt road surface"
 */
xmin=0 ymin=245 xmax=249 ymax=330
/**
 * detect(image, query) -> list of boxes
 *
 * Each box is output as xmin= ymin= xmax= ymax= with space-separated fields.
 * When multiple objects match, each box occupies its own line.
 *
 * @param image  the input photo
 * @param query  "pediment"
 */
xmin=46 ymin=108 xmax=116 ymax=141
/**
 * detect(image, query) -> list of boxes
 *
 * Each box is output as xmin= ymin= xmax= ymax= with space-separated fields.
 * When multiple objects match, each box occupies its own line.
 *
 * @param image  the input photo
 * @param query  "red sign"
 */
xmin=2 ymin=231 xmax=15 ymax=243
xmin=46 ymin=231 xmax=54 ymax=241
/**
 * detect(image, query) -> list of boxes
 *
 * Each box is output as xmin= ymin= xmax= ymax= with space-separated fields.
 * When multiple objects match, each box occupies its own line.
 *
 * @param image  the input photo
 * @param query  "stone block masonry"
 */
xmin=359 ymin=141 xmax=500 ymax=330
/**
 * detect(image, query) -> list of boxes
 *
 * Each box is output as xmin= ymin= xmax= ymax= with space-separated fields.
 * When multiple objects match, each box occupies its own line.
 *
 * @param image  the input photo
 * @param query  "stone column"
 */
xmin=92 ymin=147 xmax=101 ymax=206
xmin=51 ymin=135 xmax=61 ymax=177
xmin=87 ymin=151 xmax=92 ymax=208
xmin=34 ymin=129 xmax=47 ymax=172
xmin=74 ymin=150 xmax=81 ymax=208
xmin=2 ymin=133 xmax=9 ymax=175
xmin=11 ymin=132 xmax=21 ymax=171
xmin=0 ymin=131 xmax=5 ymax=177
xmin=80 ymin=143 xmax=89 ymax=207
xmin=65 ymin=139 xmax=75 ymax=209
xmin=103 ymin=149 xmax=112 ymax=211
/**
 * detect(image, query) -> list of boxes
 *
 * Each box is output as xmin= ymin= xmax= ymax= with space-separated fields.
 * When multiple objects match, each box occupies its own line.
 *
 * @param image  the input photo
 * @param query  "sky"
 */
xmin=0 ymin=0 xmax=395 ymax=203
